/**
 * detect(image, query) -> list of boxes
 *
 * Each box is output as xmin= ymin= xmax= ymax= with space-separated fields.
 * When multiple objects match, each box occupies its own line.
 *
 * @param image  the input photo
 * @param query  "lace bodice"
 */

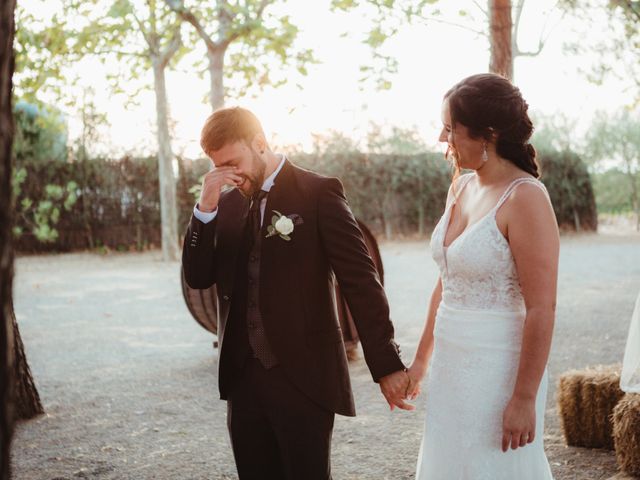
xmin=430 ymin=173 xmax=549 ymax=312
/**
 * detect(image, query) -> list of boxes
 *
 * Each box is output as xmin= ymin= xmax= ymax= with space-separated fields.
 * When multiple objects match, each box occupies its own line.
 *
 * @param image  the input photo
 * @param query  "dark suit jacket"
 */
xmin=182 ymin=159 xmax=405 ymax=416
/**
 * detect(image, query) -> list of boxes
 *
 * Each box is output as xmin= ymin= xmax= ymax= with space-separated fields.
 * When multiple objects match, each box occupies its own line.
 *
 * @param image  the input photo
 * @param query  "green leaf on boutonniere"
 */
xmin=280 ymin=234 xmax=291 ymax=241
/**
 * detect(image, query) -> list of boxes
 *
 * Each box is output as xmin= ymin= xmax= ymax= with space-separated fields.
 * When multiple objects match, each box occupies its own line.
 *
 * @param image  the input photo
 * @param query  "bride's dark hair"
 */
xmin=444 ymin=73 xmax=539 ymax=179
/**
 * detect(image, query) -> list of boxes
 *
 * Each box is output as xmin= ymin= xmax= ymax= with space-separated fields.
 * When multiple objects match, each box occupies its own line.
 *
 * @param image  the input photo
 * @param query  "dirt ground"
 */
xmin=10 ymin=233 xmax=640 ymax=480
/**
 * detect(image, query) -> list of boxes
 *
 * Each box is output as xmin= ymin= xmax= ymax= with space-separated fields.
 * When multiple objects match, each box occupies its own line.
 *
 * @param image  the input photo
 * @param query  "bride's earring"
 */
xmin=481 ymin=143 xmax=489 ymax=163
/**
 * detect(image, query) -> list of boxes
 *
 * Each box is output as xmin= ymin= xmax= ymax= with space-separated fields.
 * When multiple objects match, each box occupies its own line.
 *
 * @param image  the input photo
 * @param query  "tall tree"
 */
xmin=489 ymin=0 xmax=513 ymax=78
xmin=165 ymin=0 xmax=315 ymax=110
xmin=333 ymin=0 xmax=561 ymax=85
xmin=17 ymin=0 xmax=184 ymax=260
xmin=1 ymin=1 xmax=17 ymax=478
xmin=74 ymin=0 xmax=185 ymax=261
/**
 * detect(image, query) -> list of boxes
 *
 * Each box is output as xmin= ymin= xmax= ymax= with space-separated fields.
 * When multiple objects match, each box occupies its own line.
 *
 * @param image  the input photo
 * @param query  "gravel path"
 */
xmin=10 ymin=233 xmax=640 ymax=480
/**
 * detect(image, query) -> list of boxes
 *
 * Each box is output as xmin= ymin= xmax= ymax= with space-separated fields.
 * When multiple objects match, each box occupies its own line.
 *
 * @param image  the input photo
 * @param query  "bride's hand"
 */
xmin=501 ymin=395 xmax=536 ymax=452
xmin=406 ymin=360 xmax=427 ymax=400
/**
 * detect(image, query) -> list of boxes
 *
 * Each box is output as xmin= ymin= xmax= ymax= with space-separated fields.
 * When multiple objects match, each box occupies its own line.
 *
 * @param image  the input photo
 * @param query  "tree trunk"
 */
xmin=152 ymin=60 xmax=180 ymax=261
xmin=489 ymin=0 xmax=513 ymax=80
xmin=208 ymin=46 xmax=226 ymax=111
xmin=0 ymin=1 xmax=17 ymax=477
xmin=417 ymin=202 xmax=425 ymax=237
xmin=9 ymin=302 xmax=43 ymax=420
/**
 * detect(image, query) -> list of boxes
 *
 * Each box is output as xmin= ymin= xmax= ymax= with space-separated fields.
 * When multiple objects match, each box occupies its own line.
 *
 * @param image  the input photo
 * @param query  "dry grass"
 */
xmin=558 ymin=364 xmax=625 ymax=450
xmin=613 ymin=393 xmax=640 ymax=477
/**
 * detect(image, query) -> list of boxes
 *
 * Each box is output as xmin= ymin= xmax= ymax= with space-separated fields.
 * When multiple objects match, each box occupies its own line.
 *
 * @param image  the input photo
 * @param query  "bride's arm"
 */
xmin=406 ymin=277 xmax=442 ymax=399
xmin=501 ymin=182 xmax=559 ymax=452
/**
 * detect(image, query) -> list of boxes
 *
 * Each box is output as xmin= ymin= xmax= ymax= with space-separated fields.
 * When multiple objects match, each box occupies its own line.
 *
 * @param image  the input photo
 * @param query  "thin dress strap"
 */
xmin=447 ymin=173 xmax=475 ymax=209
xmin=494 ymin=177 xmax=548 ymax=212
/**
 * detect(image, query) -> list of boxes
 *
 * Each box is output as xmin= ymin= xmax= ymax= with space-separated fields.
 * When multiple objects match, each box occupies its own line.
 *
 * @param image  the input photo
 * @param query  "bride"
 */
xmin=407 ymin=73 xmax=558 ymax=479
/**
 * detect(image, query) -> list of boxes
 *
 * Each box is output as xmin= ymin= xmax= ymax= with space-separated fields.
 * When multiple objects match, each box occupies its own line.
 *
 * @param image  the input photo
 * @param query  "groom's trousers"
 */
xmin=227 ymin=357 xmax=335 ymax=480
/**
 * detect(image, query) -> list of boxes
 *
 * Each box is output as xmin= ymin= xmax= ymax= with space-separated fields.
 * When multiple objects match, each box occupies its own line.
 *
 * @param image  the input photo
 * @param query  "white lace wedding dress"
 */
xmin=416 ymin=173 xmax=554 ymax=480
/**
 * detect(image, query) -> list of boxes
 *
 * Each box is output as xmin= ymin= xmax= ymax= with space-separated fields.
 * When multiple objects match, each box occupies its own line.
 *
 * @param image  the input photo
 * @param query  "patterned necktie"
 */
xmin=247 ymin=190 xmax=268 ymax=248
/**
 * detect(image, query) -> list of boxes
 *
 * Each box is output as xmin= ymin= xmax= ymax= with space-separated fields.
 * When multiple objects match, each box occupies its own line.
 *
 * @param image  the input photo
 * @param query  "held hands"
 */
xmin=379 ymin=370 xmax=415 ymax=411
xmin=405 ymin=360 xmax=428 ymax=401
xmin=501 ymin=395 xmax=536 ymax=452
xmin=198 ymin=166 xmax=243 ymax=212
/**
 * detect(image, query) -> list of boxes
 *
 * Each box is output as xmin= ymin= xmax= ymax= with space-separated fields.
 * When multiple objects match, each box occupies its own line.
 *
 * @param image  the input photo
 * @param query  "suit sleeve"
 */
xmin=317 ymin=177 xmax=405 ymax=382
xmin=182 ymin=213 xmax=217 ymax=289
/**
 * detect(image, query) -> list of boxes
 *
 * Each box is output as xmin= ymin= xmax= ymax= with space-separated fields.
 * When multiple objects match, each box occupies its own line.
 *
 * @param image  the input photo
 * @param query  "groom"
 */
xmin=182 ymin=107 xmax=411 ymax=480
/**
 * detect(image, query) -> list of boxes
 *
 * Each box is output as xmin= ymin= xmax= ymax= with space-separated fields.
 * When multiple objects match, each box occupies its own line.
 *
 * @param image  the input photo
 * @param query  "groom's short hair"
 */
xmin=200 ymin=107 xmax=265 ymax=154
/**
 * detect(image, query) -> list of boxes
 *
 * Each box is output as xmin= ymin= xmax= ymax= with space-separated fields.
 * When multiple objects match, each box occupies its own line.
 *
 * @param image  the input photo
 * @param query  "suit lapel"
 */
xmin=261 ymin=160 xmax=297 ymax=285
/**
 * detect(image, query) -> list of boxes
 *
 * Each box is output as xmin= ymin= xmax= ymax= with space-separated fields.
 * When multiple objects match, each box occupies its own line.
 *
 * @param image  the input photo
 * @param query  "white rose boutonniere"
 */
xmin=266 ymin=210 xmax=295 ymax=241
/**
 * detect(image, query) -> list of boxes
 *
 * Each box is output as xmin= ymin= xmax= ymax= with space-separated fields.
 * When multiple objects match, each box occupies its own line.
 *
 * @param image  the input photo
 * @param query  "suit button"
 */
xmin=222 ymin=295 xmax=230 ymax=301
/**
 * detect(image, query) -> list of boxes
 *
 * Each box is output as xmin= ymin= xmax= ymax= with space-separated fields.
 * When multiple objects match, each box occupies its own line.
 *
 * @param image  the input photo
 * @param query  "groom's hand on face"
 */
xmin=379 ymin=370 xmax=415 ymax=411
xmin=198 ymin=166 xmax=243 ymax=212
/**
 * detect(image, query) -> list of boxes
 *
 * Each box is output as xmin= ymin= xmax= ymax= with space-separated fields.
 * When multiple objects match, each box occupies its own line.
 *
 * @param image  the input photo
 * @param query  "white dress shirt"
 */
xmin=193 ymin=154 xmax=287 ymax=226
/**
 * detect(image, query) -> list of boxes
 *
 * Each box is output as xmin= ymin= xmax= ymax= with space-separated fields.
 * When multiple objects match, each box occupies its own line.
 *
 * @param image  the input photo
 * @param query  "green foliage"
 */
xmin=538 ymin=149 xmax=598 ymax=231
xmin=592 ymin=168 xmax=638 ymax=214
xmin=12 ymin=102 xmax=67 ymax=164
xmin=294 ymin=128 xmax=451 ymax=238
xmin=583 ymin=109 xmax=640 ymax=228
xmin=13 ymin=4 xmax=74 ymax=105
xmin=74 ymin=0 xmax=184 ymax=90
xmin=560 ymin=0 xmax=640 ymax=102
xmin=165 ymin=0 xmax=316 ymax=101
xmin=584 ymin=109 xmax=640 ymax=169
xmin=13 ymin=156 xmax=164 ymax=252
xmin=531 ymin=111 xmax=579 ymax=154
xmin=366 ymin=124 xmax=429 ymax=155
xmin=331 ymin=0 xmax=439 ymax=90
xmin=11 ymin=102 xmax=78 ymax=243
xmin=12 ymin=165 xmax=78 ymax=243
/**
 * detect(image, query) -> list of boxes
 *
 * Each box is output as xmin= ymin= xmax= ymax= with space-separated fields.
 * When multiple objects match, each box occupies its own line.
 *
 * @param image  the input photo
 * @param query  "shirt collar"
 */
xmin=261 ymin=154 xmax=286 ymax=193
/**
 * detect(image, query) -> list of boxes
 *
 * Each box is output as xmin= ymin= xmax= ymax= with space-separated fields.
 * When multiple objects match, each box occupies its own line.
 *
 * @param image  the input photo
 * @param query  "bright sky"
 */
xmin=22 ymin=0 xmax=634 ymax=158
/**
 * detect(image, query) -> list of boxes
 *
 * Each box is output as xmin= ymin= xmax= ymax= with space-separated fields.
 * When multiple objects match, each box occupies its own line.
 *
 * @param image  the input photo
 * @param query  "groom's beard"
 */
xmin=238 ymin=150 xmax=266 ymax=198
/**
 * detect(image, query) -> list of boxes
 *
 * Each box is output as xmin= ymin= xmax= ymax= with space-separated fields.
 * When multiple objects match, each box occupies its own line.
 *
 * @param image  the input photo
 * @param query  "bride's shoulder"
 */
xmin=509 ymin=178 xmax=550 ymax=202
xmin=502 ymin=179 xmax=554 ymax=222
xmin=445 ymin=172 xmax=474 ymax=205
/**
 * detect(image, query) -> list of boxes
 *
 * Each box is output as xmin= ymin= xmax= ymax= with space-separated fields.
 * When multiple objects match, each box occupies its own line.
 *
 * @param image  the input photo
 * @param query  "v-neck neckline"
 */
xmin=442 ymin=174 xmax=531 ymax=249
xmin=442 ymin=174 xmax=479 ymax=249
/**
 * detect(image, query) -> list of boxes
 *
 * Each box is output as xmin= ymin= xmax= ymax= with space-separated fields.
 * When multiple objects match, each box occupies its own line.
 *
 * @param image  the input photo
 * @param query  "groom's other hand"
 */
xmin=379 ymin=370 xmax=414 ymax=411
xmin=198 ymin=166 xmax=243 ymax=212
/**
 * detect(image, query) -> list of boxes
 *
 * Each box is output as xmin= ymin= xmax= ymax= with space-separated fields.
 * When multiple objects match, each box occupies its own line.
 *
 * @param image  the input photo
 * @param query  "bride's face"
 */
xmin=439 ymin=100 xmax=485 ymax=170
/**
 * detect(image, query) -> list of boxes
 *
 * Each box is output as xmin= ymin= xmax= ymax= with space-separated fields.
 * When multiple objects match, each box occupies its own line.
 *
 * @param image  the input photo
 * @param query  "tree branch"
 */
xmin=131 ymin=8 xmax=154 ymax=50
xmin=81 ymin=49 xmax=146 ymax=59
xmin=417 ymin=14 xmax=487 ymax=37
xmin=511 ymin=0 xmax=524 ymax=53
xmin=159 ymin=24 xmax=181 ymax=68
xmin=255 ymin=0 xmax=273 ymax=19
xmin=164 ymin=0 xmax=218 ymax=51
xmin=514 ymin=0 xmax=566 ymax=58
xmin=623 ymin=0 xmax=640 ymax=22
xmin=225 ymin=0 xmax=274 ymax=43
xmin=472 ymin=0 xmax=488 ymax=16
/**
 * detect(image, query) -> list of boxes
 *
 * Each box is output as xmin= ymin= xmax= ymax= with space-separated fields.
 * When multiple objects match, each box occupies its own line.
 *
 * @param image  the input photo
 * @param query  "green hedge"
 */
xmin=538 ymin=149 xmax=598 ymax=231
xmin=13 ymin=148 xmax=597 ymax=253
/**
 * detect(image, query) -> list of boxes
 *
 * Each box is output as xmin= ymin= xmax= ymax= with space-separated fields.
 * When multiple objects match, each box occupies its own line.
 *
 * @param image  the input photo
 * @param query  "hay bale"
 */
xmin=558 ymin=364 xmax=625 ymax=450
xmin=613 ymin=393 xmax=640 ymax=476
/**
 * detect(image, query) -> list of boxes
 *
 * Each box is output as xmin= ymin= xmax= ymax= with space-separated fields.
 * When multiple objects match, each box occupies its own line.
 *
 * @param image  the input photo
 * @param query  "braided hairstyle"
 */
xmin=444 ymin=73 xmax=539 ymax=178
